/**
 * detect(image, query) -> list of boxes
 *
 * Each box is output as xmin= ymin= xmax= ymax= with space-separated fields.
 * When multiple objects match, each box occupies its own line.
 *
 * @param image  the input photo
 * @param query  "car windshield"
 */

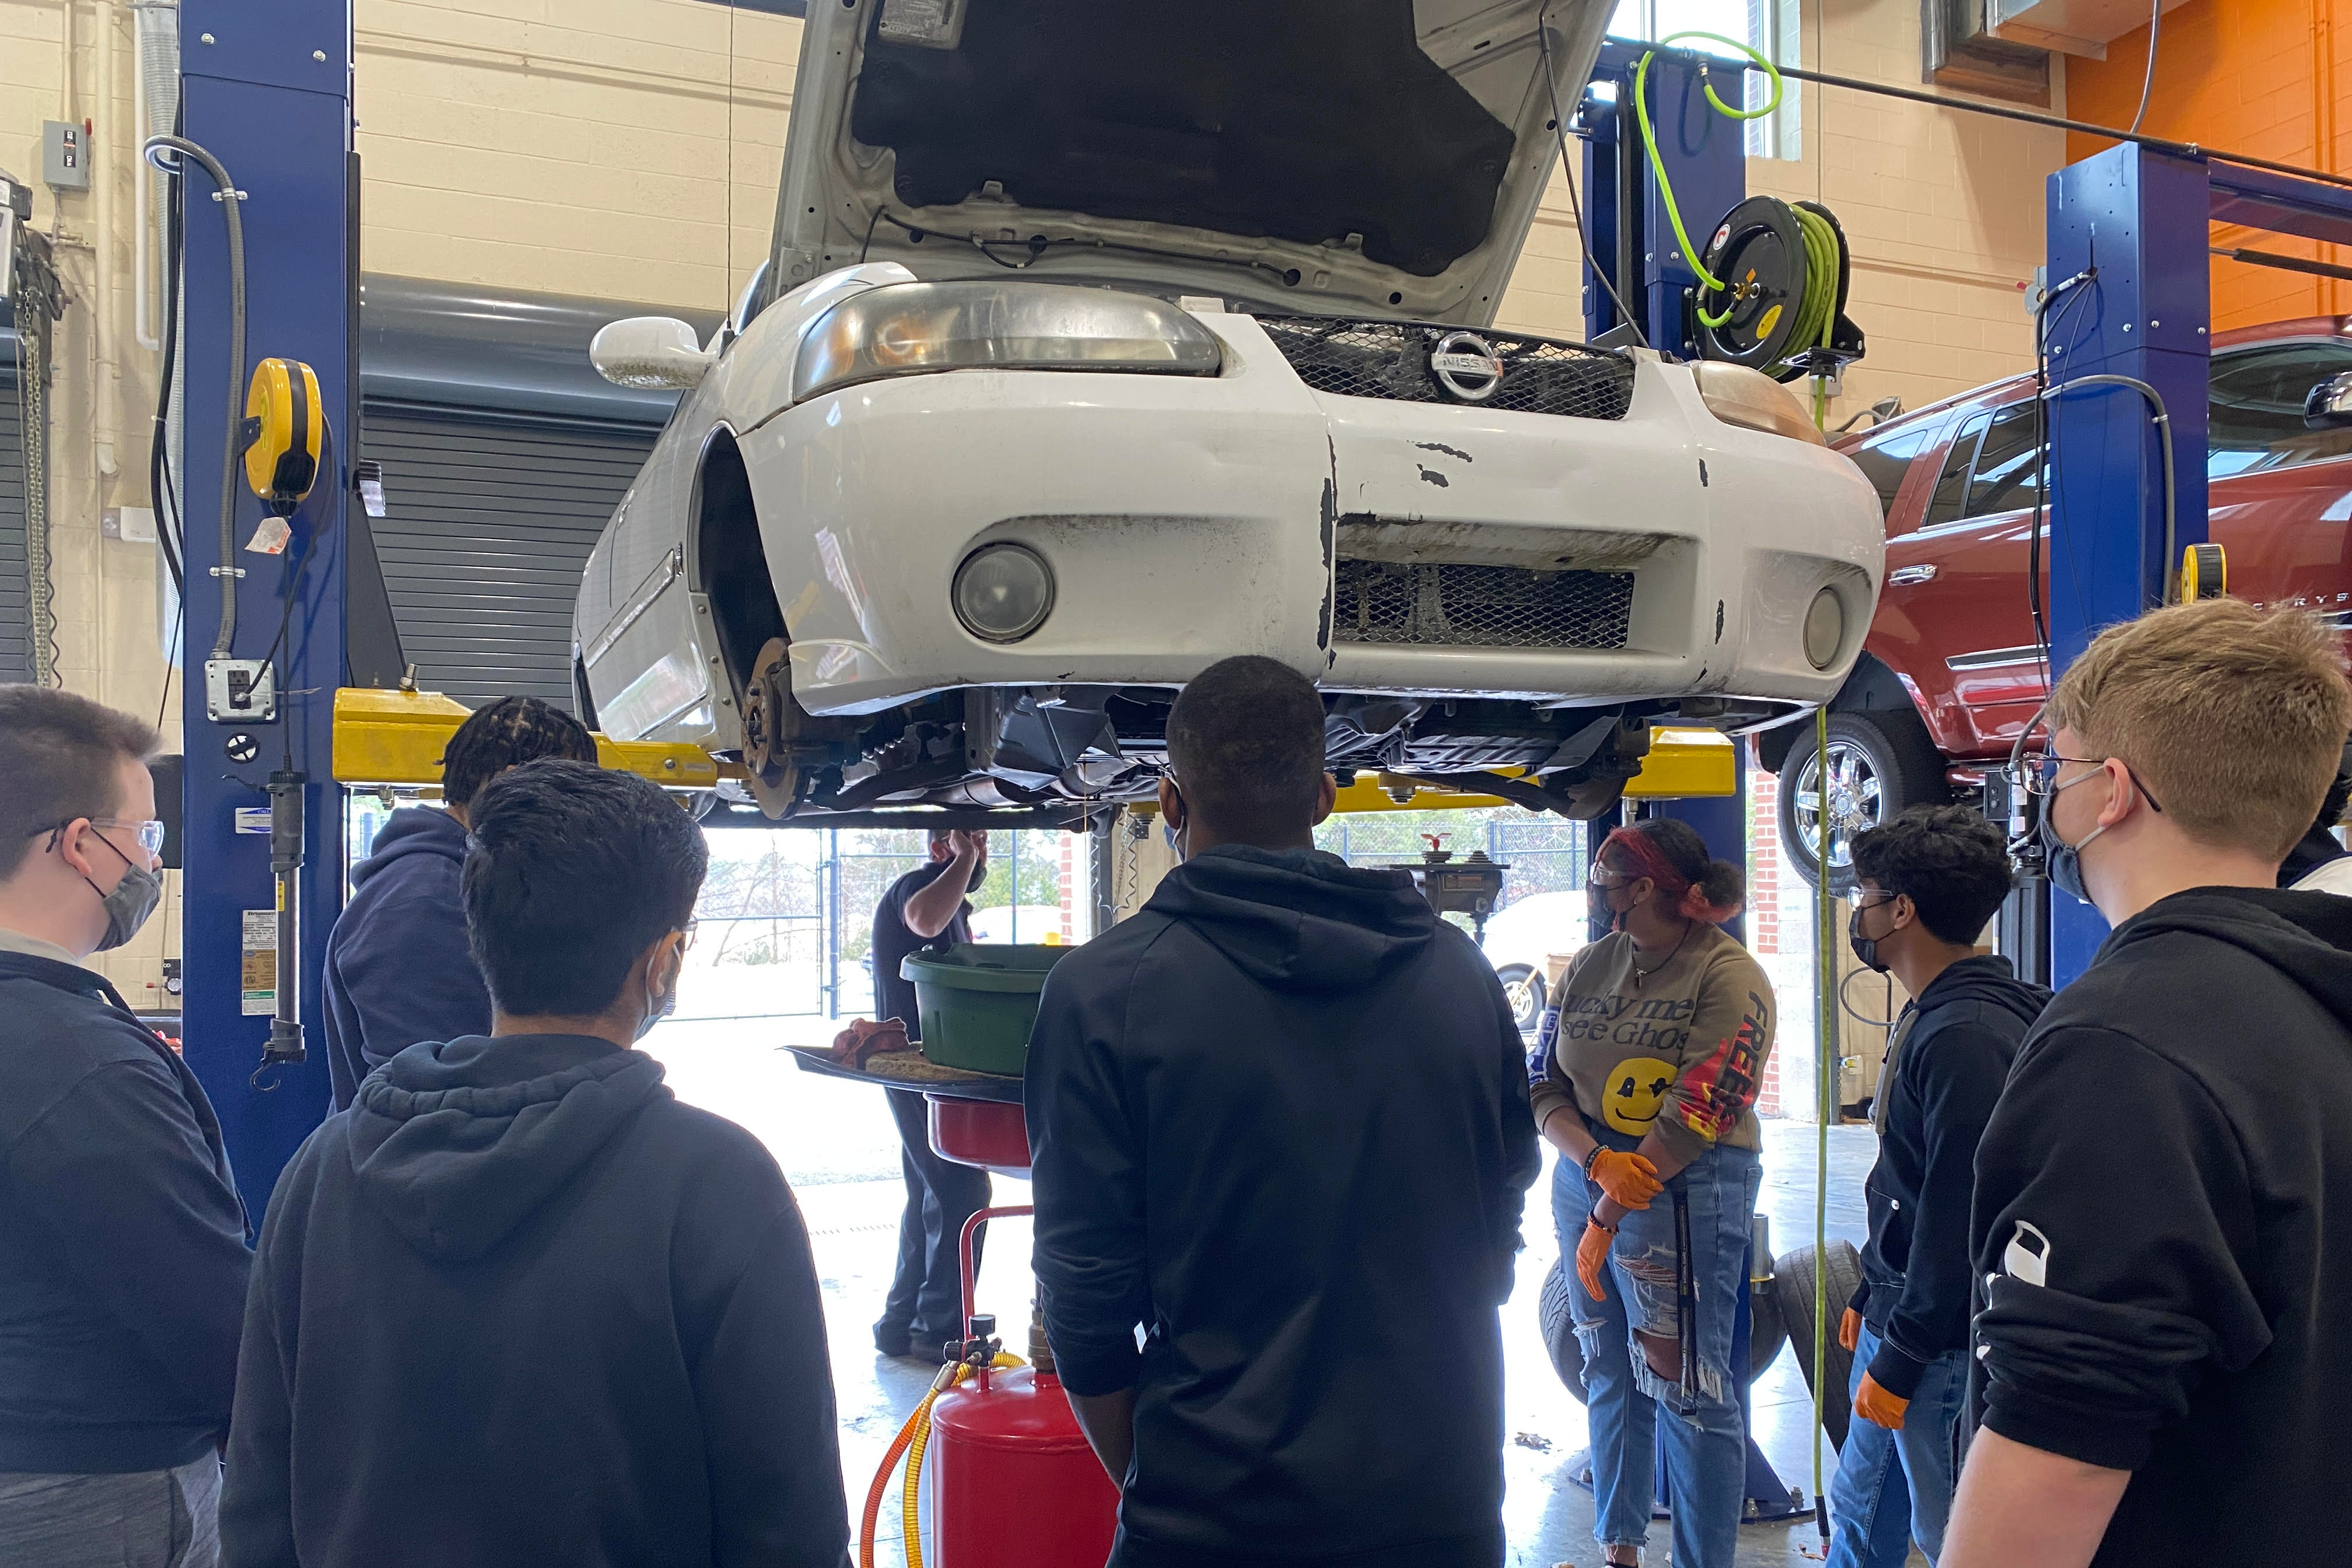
xmin=2208 ymin=341 xmax=2352 ymax=478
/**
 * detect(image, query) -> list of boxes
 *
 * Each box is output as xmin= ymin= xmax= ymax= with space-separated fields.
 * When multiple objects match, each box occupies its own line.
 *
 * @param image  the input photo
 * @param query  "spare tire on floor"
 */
xmin=1772 ymin=1240 xmax=1863 ymax=1452
xmin=1537 ymin=1256 xmax=1795 ymax=1407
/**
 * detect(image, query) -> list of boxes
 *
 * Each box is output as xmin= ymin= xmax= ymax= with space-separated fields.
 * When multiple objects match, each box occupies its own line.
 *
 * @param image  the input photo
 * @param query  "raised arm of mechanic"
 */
xmin=903 ymin=832 xmax=981 ymax=939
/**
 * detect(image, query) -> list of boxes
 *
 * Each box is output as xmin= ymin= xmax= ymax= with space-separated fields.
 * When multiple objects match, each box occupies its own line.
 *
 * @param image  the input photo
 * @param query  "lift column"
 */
xmin=176 ymin=0 xmax=356 ymax=1216
xmin=2041 ymin=145 xmax=2211 ymax=986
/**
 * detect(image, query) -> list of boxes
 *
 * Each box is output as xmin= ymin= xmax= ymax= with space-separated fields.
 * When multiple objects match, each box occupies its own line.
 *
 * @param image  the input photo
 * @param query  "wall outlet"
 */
xmin=204 ymin=659 xmax=278 ymax=723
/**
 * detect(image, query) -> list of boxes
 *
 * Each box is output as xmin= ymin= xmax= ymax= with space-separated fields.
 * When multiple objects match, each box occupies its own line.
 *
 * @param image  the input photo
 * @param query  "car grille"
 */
xmin=1332 ymin=559 xmax=1636 ymax=650
xmin=1254 ymin=317 xmax=1636 ymax=420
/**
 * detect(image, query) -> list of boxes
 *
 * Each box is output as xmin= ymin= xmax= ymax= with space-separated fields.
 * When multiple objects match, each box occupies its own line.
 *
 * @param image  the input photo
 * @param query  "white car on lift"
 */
xmin=572 ymin=0 xmax=1883 ymax=824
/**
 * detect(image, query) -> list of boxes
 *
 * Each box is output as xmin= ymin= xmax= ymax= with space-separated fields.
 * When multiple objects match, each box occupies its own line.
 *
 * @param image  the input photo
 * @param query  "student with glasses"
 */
xmin=1532 ymin=816 xmax=1773 ymax=1568
xmin=0 ymin=686 xmax=250 ymax=1568
xmin=1944 ymin=599 xmax=2352 ymax=1568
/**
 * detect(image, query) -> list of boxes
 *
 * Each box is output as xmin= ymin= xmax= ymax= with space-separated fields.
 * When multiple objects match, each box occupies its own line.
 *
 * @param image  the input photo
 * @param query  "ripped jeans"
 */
xmin=1556 ymin=1131 xmax=1762 ymax=1568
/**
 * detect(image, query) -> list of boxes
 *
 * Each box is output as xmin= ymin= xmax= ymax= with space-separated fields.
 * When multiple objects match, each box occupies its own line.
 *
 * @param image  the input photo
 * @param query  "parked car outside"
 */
xmin=968 ymin=904 xmax=1069 ymax=946
xmin=570 ymin=2 xmax=1884 ymax=830
xmin=1480 ymin=890 xmax=1588 ymax=1034
xmin=1755 ymin=317 xmax=2352 ymax=888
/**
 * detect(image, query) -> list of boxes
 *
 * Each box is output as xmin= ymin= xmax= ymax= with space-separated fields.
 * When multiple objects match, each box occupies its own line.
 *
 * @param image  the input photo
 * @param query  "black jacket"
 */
xmin=1025 ymin=846 xmax=1540 ymax=1562
xmin=1852 ymin=954 xmax=2047 ymax=1398
xmin=323 ymin=807 xmax=492 ymax=1111
xmin=219 ymin=1032 xmax=848 ymax=1568
xmin=0 ymin=949 xmax=250 ymax=1474
xmin=1970 ymin=888 xmax=2352 ymax=1566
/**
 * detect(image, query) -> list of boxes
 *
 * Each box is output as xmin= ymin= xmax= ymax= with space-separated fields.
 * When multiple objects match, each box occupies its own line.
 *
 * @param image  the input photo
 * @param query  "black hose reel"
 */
xmin=1692 ymin=195 xmax=1866 ymax=384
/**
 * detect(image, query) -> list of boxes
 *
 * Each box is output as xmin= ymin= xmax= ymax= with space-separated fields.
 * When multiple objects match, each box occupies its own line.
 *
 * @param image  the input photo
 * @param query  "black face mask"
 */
xmin=1849 ymin=900 xmax=1891 ymax=974
xmin=1587 ymin=879 xmax=1626 ymax=943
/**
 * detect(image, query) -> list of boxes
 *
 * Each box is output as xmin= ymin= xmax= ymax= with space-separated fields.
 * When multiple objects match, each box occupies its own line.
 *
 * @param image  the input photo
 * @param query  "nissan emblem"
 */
xmin=1429 ymin=331 xmax=1504 ymax=401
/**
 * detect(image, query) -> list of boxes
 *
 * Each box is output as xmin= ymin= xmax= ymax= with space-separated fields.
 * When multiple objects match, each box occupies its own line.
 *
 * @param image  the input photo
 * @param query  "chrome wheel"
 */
xmin=1790 ymin=739 xmax=1882 ymax=872
xmin=1498 ymin=965 xmax=1544 ymax=1034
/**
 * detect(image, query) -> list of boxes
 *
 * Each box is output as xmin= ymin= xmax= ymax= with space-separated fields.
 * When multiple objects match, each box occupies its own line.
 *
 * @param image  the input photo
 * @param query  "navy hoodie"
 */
xmin=219 ymin=1033 xmax=849 ymax=1568
xmin=1971 ymin=888 xmax=2352 ymax=1566
xmin=1852 ymin=954 xmax=2048 ymax=1398
xmin=1026 ymin=846 xmax=1541 ymax=1565
xmin=0 ymin=950 xmax=251 ymax=1474
xmin=323 ymin=807 xmax=491 ymax=1110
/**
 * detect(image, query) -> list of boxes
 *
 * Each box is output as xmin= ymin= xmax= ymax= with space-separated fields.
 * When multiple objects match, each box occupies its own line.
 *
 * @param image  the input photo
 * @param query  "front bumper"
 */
xmin=738 ymin=314 xmax=1882 ymax=719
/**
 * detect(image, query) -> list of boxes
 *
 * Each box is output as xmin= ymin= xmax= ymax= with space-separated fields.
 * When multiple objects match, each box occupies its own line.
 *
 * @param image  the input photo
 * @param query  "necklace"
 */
xmin=1628 ymin=923 xmax=1693 ymax=988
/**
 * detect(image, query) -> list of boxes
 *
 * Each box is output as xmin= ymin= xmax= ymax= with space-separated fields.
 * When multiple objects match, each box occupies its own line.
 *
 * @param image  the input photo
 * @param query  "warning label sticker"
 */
xmin=242 ymin=909 xmax=276 ymax=1017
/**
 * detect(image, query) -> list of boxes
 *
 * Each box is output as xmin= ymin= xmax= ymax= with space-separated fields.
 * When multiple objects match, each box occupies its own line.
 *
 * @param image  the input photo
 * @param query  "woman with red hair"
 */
xmin=1530 ymin=816 xmax=1776 ymax=1568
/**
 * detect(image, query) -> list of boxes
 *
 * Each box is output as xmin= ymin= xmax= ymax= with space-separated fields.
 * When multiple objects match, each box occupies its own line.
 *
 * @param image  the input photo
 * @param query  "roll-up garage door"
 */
xmin=0 ymin=362 xmax=31 ymax=685
xmin=359 ymin=403 xmax=659 ymax=706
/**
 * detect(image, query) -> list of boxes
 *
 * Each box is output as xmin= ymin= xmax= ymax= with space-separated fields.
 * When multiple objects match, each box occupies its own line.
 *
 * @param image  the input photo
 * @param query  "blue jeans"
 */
xmin=0 ymin=1455 xmax=220 ymax=1568
xmin=1824 ymin=1323 xmax=1966 ymax=1568
xmin=1555 ymin=1137 xmax=1762 ymax=1568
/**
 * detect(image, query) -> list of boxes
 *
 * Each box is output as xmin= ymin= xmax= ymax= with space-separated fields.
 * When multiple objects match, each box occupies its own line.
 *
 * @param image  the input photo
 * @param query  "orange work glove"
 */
xmin=1576 ymin=1219 xmax=1616 ymax=1300
xmin=1854 ymin=1371 xmax=1909 ymax=1430
xmin=1587 ymin=1149 xmax=1663 ymax=1211
xmin=1840 ymin=1307 xmax=1862 ymax=1354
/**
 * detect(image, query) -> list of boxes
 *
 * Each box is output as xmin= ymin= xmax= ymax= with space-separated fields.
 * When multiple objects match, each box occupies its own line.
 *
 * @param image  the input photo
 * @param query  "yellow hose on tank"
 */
xmin=859 ymin=1352 xmax=1025 ymax=1568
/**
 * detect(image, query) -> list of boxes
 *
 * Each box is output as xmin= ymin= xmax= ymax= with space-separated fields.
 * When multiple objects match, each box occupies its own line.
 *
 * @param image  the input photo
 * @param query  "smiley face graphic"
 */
xmin=1604 ymin=1056 xmax=1679 ymax=1134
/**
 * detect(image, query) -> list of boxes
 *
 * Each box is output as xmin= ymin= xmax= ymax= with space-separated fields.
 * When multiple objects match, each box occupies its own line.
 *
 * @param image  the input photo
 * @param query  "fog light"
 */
xmin=953 ymin=543 xmax=1055 ymax=643
xmin=1803 ymin=586 xmax=1844 ymax=669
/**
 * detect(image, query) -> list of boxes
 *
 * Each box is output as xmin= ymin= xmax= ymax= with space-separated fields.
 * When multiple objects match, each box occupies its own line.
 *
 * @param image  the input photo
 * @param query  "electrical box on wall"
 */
xmin=42 ymin=121 xmax=89 ymax=191
xmin=0 ymin=172 xmax=26 ymax=303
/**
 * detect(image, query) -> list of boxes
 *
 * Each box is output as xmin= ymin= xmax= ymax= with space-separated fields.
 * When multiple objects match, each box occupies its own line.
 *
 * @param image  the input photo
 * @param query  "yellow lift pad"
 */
xmin=331 ymin=687 xmax=725 ymax=794
xmin=335 ymin=689 xmax=1737 ymax=813
xmin=1328 ymin=727 xmax=1739 ymax=814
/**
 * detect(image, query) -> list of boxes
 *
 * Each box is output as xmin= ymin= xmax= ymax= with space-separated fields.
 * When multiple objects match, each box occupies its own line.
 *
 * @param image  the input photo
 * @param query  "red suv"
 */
xmin=1757 ymin=317 xmax=2352 ymax=888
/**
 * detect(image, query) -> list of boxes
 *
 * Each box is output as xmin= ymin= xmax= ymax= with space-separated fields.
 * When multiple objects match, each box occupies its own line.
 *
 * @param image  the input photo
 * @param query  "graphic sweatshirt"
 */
xmin=1970 ymin=887 xmax=2352 ymax=1566
xmin=1531 ymin=923 xmax=1774 ymax=1163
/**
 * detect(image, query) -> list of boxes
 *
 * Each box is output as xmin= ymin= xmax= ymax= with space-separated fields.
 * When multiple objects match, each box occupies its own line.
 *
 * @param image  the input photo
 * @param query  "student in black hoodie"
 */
xmin=220 ymin=760 xmax=848 ymax=1568
xmin=1944 ymin=599 xmax=2352 ymax=1568
xmin=1026 ymin=656 xmax=1541 ymax=1568
xmin=0 ymin=688 xmax=250 ymax=1568
xmin=1826 ymin=805 xmax=2048 ymax=1568
xmin=321 ymin=695 xmax=596 ymax=1110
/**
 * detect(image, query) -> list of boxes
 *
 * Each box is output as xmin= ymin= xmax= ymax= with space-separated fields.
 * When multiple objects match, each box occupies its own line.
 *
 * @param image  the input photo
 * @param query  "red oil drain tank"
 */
xmin=929 ymin=1356 xmax=1118 ymax=1568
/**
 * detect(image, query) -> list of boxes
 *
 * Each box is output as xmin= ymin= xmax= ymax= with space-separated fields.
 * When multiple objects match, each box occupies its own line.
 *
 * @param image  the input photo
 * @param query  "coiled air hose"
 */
xmin=858 ymin=1350 xmax=1026 ymax=1568
xmin=1634 ymin=35 xmax=1842 ymax=365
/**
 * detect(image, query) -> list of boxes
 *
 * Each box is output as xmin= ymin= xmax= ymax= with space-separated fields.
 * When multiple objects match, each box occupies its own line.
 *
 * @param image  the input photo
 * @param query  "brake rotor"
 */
xmin=1694 ymin=195 xmax=1810 ymax=376
xmin=738 ymin=636 xmax=801 ymax=820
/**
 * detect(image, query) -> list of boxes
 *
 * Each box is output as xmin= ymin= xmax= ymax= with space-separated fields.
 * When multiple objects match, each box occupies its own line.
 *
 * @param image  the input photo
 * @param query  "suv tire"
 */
xmin=1776 ymin=709 xmax=1949 ymax=896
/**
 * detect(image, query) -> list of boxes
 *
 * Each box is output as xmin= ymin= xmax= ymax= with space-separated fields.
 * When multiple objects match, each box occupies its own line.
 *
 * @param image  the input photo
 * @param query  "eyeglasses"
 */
xmin=678 ymin=919 xmax=699 ymax=953
xmin=32 ymin=818 xmax=167 ymax=856
xmin=1587 ymin=860 xmax=1628 ymax=888
xmin=2011 ymin=751 xmax=2166 ymax=813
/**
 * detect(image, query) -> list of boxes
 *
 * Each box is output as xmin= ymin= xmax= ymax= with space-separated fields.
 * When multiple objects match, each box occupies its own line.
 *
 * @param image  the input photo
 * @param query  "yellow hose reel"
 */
xmin=2179 ymin=542 xmax=2227 ymax=603
xmin=242 ymin=356 xmax=324 ymax=517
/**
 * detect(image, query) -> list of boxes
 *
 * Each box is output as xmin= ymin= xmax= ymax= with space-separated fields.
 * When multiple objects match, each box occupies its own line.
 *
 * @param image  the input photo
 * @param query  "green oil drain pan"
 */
xmin=900 ymin=943 xmax=1070 ymax=1076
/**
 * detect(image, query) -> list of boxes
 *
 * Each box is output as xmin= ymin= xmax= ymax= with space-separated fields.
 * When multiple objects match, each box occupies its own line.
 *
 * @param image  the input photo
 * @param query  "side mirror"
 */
xmin=590 ymin=316 xmax=715 ymax=390
xmin=2305 ymin=370 xmax=2352 ymax=430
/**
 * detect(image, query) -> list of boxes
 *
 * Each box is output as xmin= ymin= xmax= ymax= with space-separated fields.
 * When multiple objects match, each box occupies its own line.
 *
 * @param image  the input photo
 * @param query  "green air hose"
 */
xmin=1634 ymin=34 xmax=1837 ymax=359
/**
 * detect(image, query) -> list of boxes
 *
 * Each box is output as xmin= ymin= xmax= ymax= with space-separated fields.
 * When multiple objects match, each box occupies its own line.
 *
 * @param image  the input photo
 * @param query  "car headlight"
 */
xmin=793 ymin=281 xmax=1223 ymax=402
xmin=1693 ymin=361 xmax=1827 ymax=446
xmin=953 ymin=543 xmax=1056 ymax=643
xmin=1803 ymin=586 xmax=1845 ymax=669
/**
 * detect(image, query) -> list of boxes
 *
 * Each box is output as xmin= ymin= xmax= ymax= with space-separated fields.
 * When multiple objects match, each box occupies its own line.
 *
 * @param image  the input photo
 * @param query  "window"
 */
xmin=1843 ymin=421 xmax=1937 ymax=522
xmin=1609 ymin=0 xmax=1800 ymax=160
xmin=1965 ymin=401 xmax=2044 ymax=517
xmin=1923 ymin=412 xmax=1987 ymax=530
xmin=2207 ymin=343 xmax=2352 ymax=480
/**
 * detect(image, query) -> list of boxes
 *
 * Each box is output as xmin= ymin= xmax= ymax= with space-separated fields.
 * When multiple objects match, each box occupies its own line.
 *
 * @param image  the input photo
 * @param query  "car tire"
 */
xmin=1536 ymin=1254 xmax=1790 ymax=1407
xmin=1776 ymin=709 xmax=1950 ymax=897
xmin=1497 ymin=964 xmax=1545 ymax=1034
xmin=1772 ymin=1240 xmax=1863 ymax=1453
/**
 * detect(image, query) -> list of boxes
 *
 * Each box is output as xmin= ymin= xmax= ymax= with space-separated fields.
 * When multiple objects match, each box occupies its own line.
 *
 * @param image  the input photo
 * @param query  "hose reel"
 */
xmin=1694 ymin=195 xmax=1865 ymax=383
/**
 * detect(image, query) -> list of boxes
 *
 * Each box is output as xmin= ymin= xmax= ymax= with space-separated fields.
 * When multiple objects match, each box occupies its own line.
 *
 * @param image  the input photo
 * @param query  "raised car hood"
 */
xmin=764 ymin=0 xmax=1612 ymax=326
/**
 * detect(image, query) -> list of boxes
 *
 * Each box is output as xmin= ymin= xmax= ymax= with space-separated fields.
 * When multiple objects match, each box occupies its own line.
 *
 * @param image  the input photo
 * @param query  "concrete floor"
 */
xmin=648 ymin=1020 xmax=1893 ymax=1568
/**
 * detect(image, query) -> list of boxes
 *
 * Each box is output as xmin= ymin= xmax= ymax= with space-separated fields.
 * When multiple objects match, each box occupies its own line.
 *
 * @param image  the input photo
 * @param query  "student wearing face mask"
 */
xmin=0 ymin=688 xmax=250 ymax=1568
xmin=1943 ymin=600 xmax=2352 ymax=1568
xmin=219 ymin=761 xmax=848 ymax=1568
xmin=1825 ymin=806 xmax=2048 ymax=1568
xmin=1533 ymin=817 xmax=1772 ymax=1568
